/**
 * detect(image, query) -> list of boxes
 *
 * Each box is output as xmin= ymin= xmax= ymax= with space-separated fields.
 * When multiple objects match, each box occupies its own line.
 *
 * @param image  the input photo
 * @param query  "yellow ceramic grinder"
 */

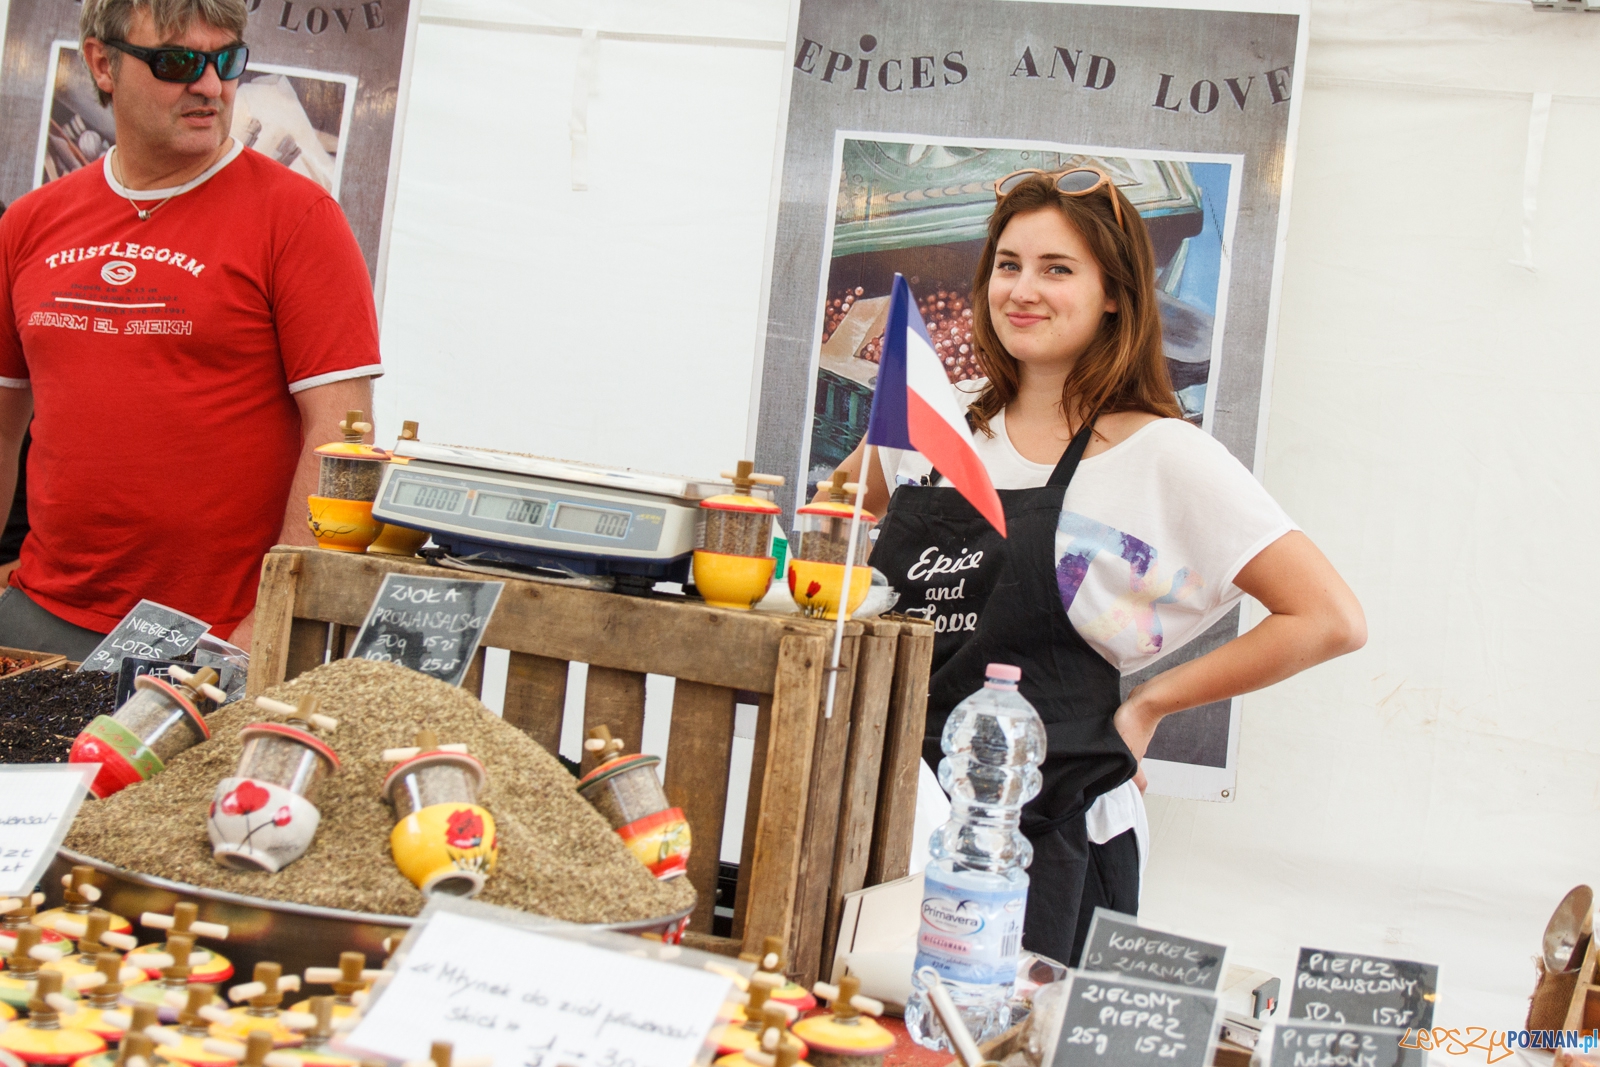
xmin=692 ymin=461 xmax=784 ymax=610
xmin=208 ymin=964 xmax=304 ymax=1048
xmin=34 ymin=870 xmax=133 ymax=944
xmin=714 ymin=1005 xmax=812 ymax=1067
xmin=383 ymin=730 xmax=498 ymax=897
xmin=63 ymin=954 xmax=151 ymax=1043
xmin=120 ymin=934 xmax=222 ymax=1023
xmin=788 ymin=473 xmax=875 ymax=620
xmin=740 ymin=936 xmax=816 ymax=1012
xmin=131 ymin=907 xmax=232 ymax=985
xmin=292 ymin=953 xmax=380 ymax=1023
xmin=69 ymin=1008 xmax=160 ymax=1067
xmin=367 ymin=421 xmax=430 ymax=557
xmin=0 ymin=970 xmax=108 ymax=1065
xmin=308 ymin=411 xmax=388 ymax=552
xmin=0 ymin=925 xmax=74 ymax=1013
xmin=575 ymin=726 xmax=690 ymax=880
xmin=791 ymin=977 xmax=893 ymax=1067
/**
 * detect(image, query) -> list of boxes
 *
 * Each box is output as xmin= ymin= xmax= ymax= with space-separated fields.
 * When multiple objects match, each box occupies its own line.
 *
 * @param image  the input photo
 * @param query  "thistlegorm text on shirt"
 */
xmin=44 ymin=242 xmax=208 ymax=277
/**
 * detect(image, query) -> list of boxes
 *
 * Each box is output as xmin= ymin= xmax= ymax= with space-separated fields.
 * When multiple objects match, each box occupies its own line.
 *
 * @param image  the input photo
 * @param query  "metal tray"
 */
xmin=45 ymin=849 xmax=694 ymax=979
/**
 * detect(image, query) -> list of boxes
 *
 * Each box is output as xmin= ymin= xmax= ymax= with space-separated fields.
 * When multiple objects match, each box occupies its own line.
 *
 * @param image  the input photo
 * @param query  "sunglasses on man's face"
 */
xmin=995 ymin=167 xmax=1126 ymax=231
xmin=107 ymin=39 xmax=249 ymax=84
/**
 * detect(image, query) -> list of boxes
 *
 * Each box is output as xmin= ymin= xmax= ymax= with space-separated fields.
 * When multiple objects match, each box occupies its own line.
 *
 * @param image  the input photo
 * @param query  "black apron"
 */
xmin=868 ymin=424 xmax=1137 ymax=965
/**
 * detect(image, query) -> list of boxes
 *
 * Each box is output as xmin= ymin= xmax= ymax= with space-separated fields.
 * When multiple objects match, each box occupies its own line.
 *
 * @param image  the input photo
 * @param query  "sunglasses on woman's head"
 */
xmin=107 ymin=39 xmax=249 ymax=84
xmin=995 ymin=167 xmax=1126 ymax=231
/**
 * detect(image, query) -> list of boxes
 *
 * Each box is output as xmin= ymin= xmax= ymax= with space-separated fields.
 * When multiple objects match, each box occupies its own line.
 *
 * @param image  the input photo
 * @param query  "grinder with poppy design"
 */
xmin=382 ymin=729 xmax=498 ymax=898
xmin=207 ymin=696 xmax=341 ymax=872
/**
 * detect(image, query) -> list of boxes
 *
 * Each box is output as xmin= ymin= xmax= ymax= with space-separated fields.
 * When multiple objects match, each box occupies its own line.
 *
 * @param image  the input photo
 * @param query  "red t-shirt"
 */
xmin=0 ymin=144 xmax=383 ymax=636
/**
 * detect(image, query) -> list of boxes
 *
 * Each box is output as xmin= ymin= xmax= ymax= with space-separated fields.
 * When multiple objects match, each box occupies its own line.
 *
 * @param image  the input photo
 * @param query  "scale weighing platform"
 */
xmin=372 ymin=442 xmax=733 ymax=594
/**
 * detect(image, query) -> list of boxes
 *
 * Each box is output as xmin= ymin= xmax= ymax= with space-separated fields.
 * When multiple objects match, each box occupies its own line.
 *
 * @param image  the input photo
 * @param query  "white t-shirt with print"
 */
xmin=888 ymin=380 xmax=1298 ymax=863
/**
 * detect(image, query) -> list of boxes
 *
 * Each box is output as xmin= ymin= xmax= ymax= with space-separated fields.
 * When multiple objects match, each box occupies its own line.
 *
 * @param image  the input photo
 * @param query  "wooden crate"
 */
xmin=245 ymin=546 xmax=932 ymax=985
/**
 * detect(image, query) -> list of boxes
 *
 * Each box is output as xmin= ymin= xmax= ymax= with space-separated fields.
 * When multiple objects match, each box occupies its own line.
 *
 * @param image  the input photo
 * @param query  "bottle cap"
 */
xmin=985 ymin=664 xmax=1021 ymax=683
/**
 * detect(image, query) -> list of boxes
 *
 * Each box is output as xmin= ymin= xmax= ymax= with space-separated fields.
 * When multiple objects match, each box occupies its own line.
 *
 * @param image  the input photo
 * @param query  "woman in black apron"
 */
xmin=831 ymin=170 xmax=1366 ymax=967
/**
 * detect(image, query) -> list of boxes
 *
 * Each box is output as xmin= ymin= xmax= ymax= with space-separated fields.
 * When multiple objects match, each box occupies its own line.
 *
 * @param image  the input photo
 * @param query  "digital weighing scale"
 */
xmin=372 ymin=442 xmax=734 ymax=594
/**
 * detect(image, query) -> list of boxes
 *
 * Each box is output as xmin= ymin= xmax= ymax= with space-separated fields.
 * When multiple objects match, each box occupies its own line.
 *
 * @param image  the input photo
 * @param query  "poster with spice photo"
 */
xmin=806 ymin=134 xmax=1240 ymax=486
xmin=35 ymin=41 xmax=356 ymax=196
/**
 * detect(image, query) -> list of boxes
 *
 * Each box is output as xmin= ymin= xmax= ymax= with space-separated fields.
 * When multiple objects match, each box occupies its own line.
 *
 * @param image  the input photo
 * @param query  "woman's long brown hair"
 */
xmin=968 ymin=172 xmax=1182 ymax=436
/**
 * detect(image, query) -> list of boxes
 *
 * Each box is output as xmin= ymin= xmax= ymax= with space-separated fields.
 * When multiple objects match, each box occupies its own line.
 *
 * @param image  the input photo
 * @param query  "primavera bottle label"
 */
xmin=914 ymin=870 xmax=1029 ymax=986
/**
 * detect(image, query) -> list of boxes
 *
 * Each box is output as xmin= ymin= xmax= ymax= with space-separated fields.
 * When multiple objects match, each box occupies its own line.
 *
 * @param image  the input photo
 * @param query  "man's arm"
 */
xmin=0 ymin=387 xmax=32 ymax=585
xmin=229 ymin=376 xmax=374 ymax=648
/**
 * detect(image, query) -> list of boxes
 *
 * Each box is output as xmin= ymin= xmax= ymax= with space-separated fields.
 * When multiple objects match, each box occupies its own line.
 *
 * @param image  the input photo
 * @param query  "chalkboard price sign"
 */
xmin=1080 ymin=909 xmax=1227 ymax=991
xmin=1050 ymin=973 xmax=1218 ymax=1067
xmin=79 ymin=600 xmax=209 ymax=675
xmin=349 ymin=574 xmax=504 ymax=687
xmin=1269 ymin=1021 xmax=1424 ymax=1067
xmin=1288 ymin=949 xmax=1438 ymax=1030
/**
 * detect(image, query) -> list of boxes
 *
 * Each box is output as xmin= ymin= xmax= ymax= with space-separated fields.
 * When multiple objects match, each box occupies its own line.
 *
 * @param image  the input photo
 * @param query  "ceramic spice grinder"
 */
xmin=788 ymin=473 xmax=876 ymax=620
xmin=790 ymin=977 xmax=893 ymax=1067
xmin=692 ymin=461 xmax=784 ymax=610
xmin=159 ymin=985 xmax=249 ymax=1067
xmin=120 ymin=933 xmax=224 ymax=1023
xmin=0 ymin=970 xmax=108 ymax=1065
xmin=68 ymin=1004 xmax=160 ymax=1067
xmin=34 ymin=869 xmax=132 ymax=944
xmin=208 ymin=697 xmax=340 ymax=873
xmin=0 ymin=925 xmax=68 ymax=1012
xmin=367 ymin=421 xmax=430 ymax=558
xmin=70 ymin=666 xmax=224 ymax=798
xmin=712 ymin=984 xmax=808 ymax=1061
xmin=43 ymin=912 xmax=136 ymax=984
xmin=293 ymin=954 xmax=380 ymax=1022
xmin=276 ymin=997 xmax=356 ymax=1067
xmin=208 ymin=963 xmax=304 ymax=1048
xmin=2 ymin=893 xmax=70 ymax=952
xmin=575 ymin=726 xmax=690 ymax=880
xmin=740 ymin=936 xmax=816 ymax=1012
xmin=383 ymin=730 xmax=499 ymax=897
xmin=60 ymin=953 xmax=148 ymax=1042
xmin=129 ymin=903 xmax=233 ymax=986
xmin=307 ymin=410 xmax=388 ymax=552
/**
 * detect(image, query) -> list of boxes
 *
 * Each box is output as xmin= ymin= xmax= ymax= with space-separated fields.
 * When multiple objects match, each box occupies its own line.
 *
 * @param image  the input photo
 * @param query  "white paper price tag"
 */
xmin=343 ymin=906 xmax=731 ymax=1067
xmin=0 ymin=764 xmax=97 ymax=895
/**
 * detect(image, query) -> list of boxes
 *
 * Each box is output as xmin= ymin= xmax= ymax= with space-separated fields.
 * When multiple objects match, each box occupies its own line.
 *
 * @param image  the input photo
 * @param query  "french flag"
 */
xmin=866 ymin=274 xmax=1006 ymax=537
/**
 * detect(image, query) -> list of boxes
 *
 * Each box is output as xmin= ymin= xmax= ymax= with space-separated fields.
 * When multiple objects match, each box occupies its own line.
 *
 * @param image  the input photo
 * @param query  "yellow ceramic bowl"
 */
xmin=787 ymin=559 xmax=871 ymax=620
xmin=307 ymin=496 xmax=383 ymax=553
xmin=368 ymin=522 xmax=430 ymax=557
xmin=693 ymin=551 xmax=776 ymax=610
xmin=390 ymin=802 xmax=498 ymax=898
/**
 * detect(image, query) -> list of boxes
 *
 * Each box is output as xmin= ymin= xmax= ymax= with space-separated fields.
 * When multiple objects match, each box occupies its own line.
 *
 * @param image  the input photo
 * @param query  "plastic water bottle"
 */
xmin=904 ymin=663 xmax=1046 ymax=1050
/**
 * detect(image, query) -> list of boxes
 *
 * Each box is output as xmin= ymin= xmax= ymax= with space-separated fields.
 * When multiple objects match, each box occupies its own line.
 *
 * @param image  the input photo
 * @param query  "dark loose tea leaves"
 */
xmin=0 ymin=669 xmax=119 ymax=763
xmin=66 ymin=658 xmax=695 ymax=924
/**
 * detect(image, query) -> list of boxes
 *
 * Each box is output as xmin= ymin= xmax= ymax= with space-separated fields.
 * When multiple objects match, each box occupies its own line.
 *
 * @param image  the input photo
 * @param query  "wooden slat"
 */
xmin=867 ymin=621 xmax=934 ymax=886
xmin=247 ymin=550 xmax=303 ymax=696
xmin=582 ymin=666 xmax=646 ymax=772
xmin=663 ymin=682 xmax=738 ymax=934
xmin=822 ymin=620 xmax=901 ymax=972
xmin=500 ymin=652 xmax=568 ymax=755
xmin=732 ymin=693 xmax=772 ymax=941
xmin=460 ymin=645 xmax=487 ymax=697
xmin=284 ymin=618 xmax=330 ymax=683
xmin=679 ymin=933 xmax=741 ymax=958
xmin=789 ymin=634 xmax=860 ymax=988
xmin=273 ymin=546 xmax=855 ymax=693
xmin=740 ymin=635 xmax=825 ymax=959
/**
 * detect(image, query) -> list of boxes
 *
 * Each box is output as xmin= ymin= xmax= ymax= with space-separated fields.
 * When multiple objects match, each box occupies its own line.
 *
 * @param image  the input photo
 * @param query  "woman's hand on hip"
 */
xmin=1114 ymin=692 xmax=1162 ymax=793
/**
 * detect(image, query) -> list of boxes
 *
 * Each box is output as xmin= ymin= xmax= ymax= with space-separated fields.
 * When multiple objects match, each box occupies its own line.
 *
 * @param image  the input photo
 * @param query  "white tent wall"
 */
xmin=369 ymin=0 xmax=1600 ymax=1033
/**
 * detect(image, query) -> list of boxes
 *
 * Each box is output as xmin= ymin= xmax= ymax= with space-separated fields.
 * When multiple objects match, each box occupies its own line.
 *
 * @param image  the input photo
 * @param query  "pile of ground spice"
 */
xmin=0 ymin=669 xmax=118 ymax=762
xmin=66 ymin=659 xmax=694 ymax=924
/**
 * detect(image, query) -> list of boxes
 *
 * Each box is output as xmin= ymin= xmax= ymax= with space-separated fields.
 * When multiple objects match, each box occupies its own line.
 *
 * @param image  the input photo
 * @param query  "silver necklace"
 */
xmin=110 ymin=147 xmax=219 ymax=221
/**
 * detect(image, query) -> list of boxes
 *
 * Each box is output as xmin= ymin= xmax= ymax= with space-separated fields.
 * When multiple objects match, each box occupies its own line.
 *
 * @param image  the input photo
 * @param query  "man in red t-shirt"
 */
xmin=0 ymin=0 xmax=382 ymax=657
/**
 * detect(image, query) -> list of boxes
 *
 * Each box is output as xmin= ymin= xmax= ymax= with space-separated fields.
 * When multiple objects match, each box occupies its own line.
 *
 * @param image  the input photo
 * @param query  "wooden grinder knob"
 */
xmin=430 ymin=1041 xmax=454 ymax=1067
xmin=93 ymin=952 xmax=125 ymax=998
xmin=28 ymin=968 xmax=65 ymax=1021
xmin=340 ymin=411 xmax=373 ymax=443
xmin=7 ymin=924 xmax=42 ymax=975
xmin=118 ymin=1030 xmax=156 ymax=1067
xmin=334 ymin=951 xmax=368 ymax=998
xmin=250 ymin=962 xmax=284 ymax=1009
xmin=179 ymin=983 xmax=216 ymax=1029
xmin=164 ymin=932 xmax=197 ymax=982
xmin=65 ymin=865 xmax=98 ymax=906
xmin=242 ymin=1031 xmax=275 ymax=1067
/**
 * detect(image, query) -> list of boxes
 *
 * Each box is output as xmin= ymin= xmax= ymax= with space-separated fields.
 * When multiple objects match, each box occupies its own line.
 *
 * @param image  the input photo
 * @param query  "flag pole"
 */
xmin=824 ymin=443 xmax=876 ymax=719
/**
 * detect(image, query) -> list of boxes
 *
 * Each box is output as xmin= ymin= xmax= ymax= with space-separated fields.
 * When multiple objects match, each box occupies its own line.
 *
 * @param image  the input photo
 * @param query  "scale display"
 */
xmin=552 ymin=503 xmax=629 ymax=539
xmin=473 ymin=493 xmax=547 ymax=526
xmin=394 ymin=480 xmax=466 ymax=514
xmin=371 ymin=443 xmax=726 ymax=586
